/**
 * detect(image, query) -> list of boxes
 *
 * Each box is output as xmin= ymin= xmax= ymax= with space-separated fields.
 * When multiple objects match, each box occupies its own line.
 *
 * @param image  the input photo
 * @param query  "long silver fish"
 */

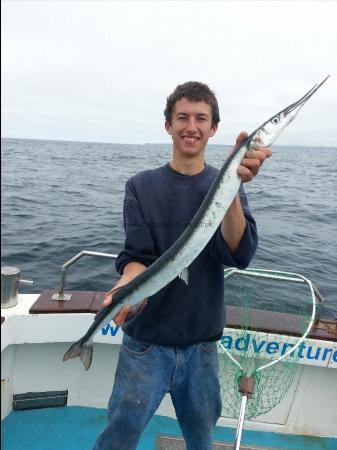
xmin=63 ymin=76 xmax=329 ymax=370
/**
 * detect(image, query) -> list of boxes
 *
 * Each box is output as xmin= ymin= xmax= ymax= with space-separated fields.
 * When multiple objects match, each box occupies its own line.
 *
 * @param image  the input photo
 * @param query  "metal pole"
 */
xmin=52 ymin=250 xmax=117 ymax=301
xmin=233 ymin=394 xmax=248 ymax=450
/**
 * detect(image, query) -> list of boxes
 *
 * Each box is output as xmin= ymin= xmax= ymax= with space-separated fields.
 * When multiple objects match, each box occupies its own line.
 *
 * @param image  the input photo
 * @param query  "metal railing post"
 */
xmin=51 ymin=250 xmax=117 ymax=301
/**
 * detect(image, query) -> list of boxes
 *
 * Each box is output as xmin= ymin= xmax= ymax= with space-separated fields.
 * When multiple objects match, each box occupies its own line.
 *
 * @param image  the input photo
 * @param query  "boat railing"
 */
xmin=52 ymin=251 xmax=118 ymax=301
xmin=51 ymin=254 xmax=325 ymax=324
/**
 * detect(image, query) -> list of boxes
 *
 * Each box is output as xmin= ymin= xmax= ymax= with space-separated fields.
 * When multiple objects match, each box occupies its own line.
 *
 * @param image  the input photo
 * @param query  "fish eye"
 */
xmin=271 ymin=116 xmax=280 ymax=125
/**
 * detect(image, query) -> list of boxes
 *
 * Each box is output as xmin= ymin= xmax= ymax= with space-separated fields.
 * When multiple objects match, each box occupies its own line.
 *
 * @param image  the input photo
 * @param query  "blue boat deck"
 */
xmin=2 ymin=406 xmax=336 ymax=450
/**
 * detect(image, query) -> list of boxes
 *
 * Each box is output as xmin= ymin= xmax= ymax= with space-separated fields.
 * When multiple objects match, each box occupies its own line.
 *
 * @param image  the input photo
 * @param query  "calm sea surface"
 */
xmin=1 ymin=138 xmax=336 ymax=319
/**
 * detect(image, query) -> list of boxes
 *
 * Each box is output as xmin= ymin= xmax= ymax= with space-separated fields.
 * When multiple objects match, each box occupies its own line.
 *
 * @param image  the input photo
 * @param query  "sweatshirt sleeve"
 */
xmin=208 ymin=185 xmax=258 ymax=269
xmin=115 ymin=179 xmax=158 ymax=275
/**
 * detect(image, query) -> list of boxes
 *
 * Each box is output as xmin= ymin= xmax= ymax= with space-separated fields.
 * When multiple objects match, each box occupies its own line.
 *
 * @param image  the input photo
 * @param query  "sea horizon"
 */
xmin=2 ymin=136 xmax=336 ymax=149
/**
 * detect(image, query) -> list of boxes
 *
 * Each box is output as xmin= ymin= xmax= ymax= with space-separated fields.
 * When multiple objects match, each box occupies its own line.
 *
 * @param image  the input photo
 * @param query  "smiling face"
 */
xmin=165 ymin=98 xmax=218 ymax=158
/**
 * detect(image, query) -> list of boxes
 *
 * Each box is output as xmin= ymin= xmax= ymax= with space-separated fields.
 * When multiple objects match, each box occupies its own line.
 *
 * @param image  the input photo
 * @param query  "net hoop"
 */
xmin=218 ymin=268 xmax=316 ymax=374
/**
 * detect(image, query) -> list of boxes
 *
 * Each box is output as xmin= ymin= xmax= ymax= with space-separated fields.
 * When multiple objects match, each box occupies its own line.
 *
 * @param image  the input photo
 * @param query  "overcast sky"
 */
xmin=2 ymin=1 xmax=337 ymax=146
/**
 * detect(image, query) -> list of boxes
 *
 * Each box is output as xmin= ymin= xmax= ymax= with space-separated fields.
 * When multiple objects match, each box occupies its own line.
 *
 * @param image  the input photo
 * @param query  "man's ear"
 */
xmin=210 ymin=124 xmax=218 ymax=137
xmin=165 ymin=121 xmax=172 ymax=135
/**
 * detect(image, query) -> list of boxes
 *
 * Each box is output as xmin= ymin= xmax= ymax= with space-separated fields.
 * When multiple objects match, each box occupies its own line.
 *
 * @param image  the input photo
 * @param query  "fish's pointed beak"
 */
xmin=282 ymin=75 xmax=330 ymax=117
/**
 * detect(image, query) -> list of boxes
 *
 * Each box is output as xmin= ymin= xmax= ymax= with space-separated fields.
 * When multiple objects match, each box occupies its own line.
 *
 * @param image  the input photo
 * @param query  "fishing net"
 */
xmin=218 ymin=268 xmax=316 ymax=422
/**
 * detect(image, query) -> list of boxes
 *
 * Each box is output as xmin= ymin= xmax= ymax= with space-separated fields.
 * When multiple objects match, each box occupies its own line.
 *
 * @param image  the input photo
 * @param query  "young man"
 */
xmin=93 ymin=82 xmax=272 ymax=450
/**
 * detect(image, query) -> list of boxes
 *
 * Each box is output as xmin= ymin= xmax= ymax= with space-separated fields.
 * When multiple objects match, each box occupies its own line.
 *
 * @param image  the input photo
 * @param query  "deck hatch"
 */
xmin=156 ymin=435 xmax=272 ymax=450
xmin=12 ymin=390 xmax=68 ymax=410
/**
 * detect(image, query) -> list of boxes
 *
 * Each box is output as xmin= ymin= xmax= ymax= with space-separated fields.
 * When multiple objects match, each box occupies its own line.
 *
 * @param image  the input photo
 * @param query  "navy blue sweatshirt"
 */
xmin=115 ymin=163 xmax=257 ymax=345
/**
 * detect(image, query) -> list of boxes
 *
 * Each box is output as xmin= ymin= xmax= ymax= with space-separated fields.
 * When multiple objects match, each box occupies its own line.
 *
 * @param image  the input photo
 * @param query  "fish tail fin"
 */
xmin=63 ymin=338 xmax=93 ymax=371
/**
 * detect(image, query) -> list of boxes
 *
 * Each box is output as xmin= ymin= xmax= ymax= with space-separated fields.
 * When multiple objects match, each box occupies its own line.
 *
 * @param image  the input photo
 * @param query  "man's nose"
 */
xmin=185 ymin=117 xmax=198 ymax=132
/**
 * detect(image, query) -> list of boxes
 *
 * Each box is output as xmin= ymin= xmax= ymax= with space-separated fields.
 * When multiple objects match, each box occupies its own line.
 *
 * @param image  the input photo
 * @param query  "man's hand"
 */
xmin=220 ymin=131 xmax=272 ymax=253
xmin=110 ymin=298 xmax=148 ymax=327
xmin=235 ymin=131 xmax=272 ymax=182
xmin=103 ymin=262 xmax=147 ymax=326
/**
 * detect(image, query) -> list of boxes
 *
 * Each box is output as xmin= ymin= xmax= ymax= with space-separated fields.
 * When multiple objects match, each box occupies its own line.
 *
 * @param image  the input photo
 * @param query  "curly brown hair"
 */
xmin=164 ymin=81 xmax=220 ymax=127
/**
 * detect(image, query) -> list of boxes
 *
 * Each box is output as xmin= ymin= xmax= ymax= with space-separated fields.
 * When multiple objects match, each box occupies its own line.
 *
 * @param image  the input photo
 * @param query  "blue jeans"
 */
xmin=93 ymin=333 xmax=222 ymax=450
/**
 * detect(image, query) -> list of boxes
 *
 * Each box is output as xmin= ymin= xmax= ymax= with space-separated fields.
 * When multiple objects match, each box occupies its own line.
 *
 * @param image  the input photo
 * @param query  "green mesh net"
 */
xmin=218 ymin=268 xmax=316 ymax=420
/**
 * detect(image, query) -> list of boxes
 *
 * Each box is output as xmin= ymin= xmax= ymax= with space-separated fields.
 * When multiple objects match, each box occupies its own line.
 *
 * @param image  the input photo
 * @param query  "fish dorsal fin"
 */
xmin=179 ymin=268 xmax=189 ymax=285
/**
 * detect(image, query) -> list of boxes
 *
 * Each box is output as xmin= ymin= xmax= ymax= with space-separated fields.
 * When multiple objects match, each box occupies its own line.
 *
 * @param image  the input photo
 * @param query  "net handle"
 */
xmin=233 ymin=394 xmax=248 ymax=450
xmin=219 ymin=269 xmax=317 ymax=374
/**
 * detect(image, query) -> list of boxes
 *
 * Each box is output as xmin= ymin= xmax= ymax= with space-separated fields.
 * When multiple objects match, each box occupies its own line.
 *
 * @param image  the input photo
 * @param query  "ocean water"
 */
xmin=1 ymin=138 xmax=336 ymax=319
